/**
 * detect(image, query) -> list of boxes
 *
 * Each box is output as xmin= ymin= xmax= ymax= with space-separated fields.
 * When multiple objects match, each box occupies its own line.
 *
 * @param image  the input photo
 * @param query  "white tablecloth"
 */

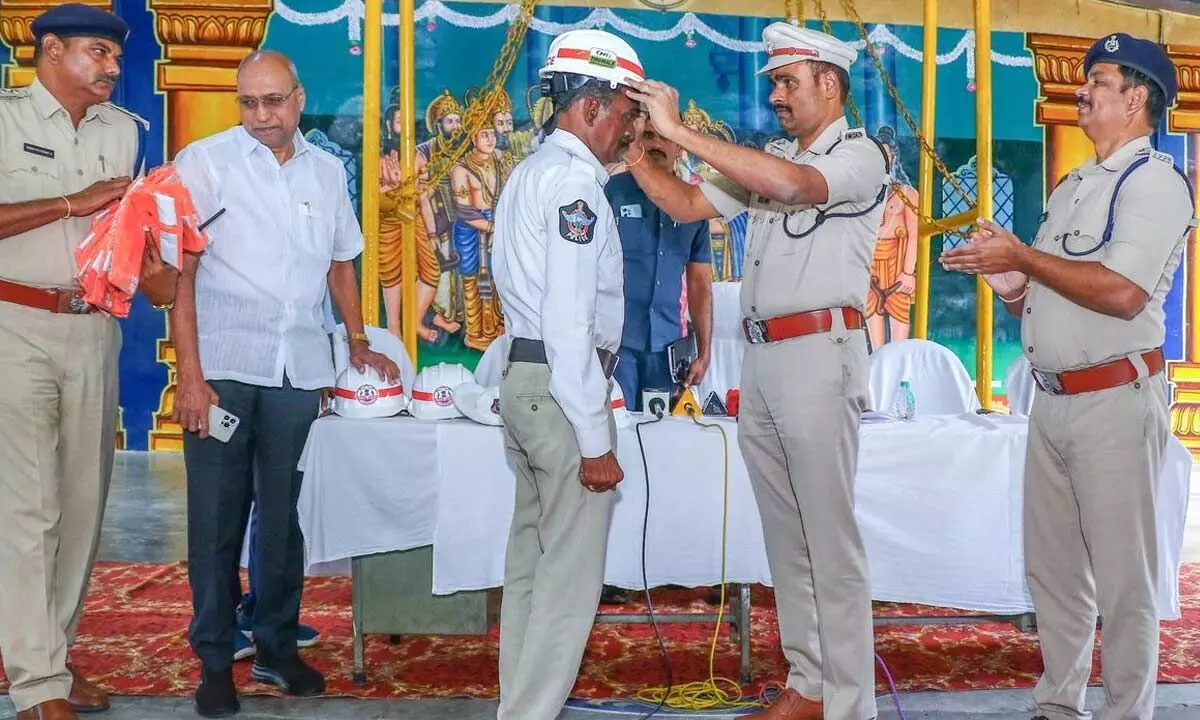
xmin=294 ymin=412 xmax=1191 ymax=619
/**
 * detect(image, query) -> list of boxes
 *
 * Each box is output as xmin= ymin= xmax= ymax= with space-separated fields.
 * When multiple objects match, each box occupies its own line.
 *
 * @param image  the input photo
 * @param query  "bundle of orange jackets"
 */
xmin=75 ymin=164 xmax=210 ymax=317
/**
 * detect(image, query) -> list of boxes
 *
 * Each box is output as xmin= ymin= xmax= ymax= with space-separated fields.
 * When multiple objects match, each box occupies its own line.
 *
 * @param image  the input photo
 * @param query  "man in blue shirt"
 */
xmin=606 ymin=125 xmax=713 ymax=411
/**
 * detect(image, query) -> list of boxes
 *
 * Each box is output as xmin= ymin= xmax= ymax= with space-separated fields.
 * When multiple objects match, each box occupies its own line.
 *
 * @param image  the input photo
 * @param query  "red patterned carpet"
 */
xmin=2 ymin=561 xmax=1200 ymax=700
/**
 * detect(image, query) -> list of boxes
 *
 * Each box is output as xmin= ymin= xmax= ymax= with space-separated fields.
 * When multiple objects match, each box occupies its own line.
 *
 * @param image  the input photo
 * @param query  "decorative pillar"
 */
xmin=147 ymin=0 xmax=272 ymax=451
xmin=1026 ymin=34 xmax=1095 ymax=191
xmin=1166 ymin=43 xmax=1200 ymax=457
xmin=0 ymin=0 xmax=111 ymax=87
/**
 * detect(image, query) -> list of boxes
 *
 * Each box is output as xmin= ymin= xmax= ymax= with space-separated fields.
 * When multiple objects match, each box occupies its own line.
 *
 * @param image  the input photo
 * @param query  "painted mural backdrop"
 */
xmin=0 ymin=0 xmax=1190 ymax=451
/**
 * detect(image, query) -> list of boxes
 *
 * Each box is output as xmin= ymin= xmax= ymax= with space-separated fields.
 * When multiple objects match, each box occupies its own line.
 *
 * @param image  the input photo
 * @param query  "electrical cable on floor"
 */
xmin=632 ymin=401 xmax=670 ymax=720
xmin=632 ymin=404 xmax=759 ymax=714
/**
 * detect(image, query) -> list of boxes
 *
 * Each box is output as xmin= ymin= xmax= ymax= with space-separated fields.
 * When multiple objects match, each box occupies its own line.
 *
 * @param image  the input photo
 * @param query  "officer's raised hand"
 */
xmin=939 ymin=218 xmax=1028 ymax=275
xmin=66 ymin=176 xmax=132 ymax=216
xmin=580 ymin=451 xmax=623 ymax=493
xmin=626 ymin=79 xmax=684 ymax=141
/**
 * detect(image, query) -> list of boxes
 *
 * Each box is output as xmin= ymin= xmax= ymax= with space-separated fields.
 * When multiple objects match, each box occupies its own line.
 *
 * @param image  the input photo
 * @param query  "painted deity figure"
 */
xmin=865 ymin=127 xmax=919 ymax=348
xmin=450 ymin=107 xmax=509 ymax=352
xmin=677 ymin=99 xmax=747 ymax=281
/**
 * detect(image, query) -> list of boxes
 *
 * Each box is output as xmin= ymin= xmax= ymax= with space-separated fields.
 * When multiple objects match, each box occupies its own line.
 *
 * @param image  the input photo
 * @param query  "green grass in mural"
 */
xmin=418 ymin=338 xmax=483 ymax=373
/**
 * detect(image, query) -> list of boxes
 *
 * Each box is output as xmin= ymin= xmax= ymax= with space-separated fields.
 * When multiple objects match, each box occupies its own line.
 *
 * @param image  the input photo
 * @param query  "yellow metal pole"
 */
xmin=399 ymin=0 xmax=418 ymax=364
xmin=974 ymin=0 xmax=994 ymax=409
xmin=361 ymin=0 xmax=382 ymax=327
xmin=914 ymin=0 xmax=937 ymax=340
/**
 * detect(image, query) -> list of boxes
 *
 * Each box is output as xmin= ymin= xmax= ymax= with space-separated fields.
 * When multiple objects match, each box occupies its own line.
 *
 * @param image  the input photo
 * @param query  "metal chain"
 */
xmin=387 ymin=0 xmax=538 ymax=208
xmin=812 ymin=0 xmax=977 ymax=236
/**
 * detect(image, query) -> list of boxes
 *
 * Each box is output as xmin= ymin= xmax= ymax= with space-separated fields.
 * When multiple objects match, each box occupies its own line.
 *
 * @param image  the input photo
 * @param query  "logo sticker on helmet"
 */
xmin=433 ymin=386 xmax=454 ymax=407
xmin=356 ymin=384 xmax=378 ymax=405
xmin=588 ymin=47 xmax=617 ymax=69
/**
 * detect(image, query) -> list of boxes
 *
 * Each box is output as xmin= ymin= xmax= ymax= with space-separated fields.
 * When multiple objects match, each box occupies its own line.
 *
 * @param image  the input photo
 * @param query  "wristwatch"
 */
xmin=349 ymin=331 xmax=370 ymax=345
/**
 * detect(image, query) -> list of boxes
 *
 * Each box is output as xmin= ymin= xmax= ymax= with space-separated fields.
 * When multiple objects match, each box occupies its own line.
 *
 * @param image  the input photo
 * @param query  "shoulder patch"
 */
xmin=841 ymin=128 xmax=866 ymax=141
xmin=1150 ymin=149 xmax=1174 ymax=165
xmin=558 ymin=199 xmax=597 ymax=245
xmin=100 ymin=102 xmax=150 ymax=131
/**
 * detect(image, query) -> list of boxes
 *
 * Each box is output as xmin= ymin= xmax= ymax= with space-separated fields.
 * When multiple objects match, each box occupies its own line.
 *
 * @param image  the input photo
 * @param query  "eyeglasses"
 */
xmin=236 ymin=85 xmax=298 ymax=112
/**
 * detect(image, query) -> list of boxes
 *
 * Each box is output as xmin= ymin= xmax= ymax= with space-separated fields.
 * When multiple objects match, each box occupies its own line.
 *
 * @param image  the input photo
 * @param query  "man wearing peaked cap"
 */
xmin=624 ymin=21 xmax=890 ymax=720
xmin=0 ymin=4 xmax=177 ymax=720
xmin=942 ymin=33 xmax=1192 ymax=720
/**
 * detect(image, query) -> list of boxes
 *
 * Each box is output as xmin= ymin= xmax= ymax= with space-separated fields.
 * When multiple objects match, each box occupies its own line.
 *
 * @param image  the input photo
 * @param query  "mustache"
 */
xmin=772 ymin=103 xmax=791 ymax=113
xmin=95 ymin=74 xmax=118 ymax=84
xmin=648 ymin=149 xmax=667 ymax=159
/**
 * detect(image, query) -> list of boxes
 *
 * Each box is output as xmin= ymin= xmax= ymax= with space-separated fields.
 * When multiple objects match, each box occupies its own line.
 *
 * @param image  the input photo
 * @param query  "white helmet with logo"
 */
xmin=410 ymin=362 xmax=475 ymax=420
xmin=455 ymin=382 xmax=503 ymax=427
xmin=610 ymin=381 xmax=632 ymax=429
xmin=332 ymin=365 xmax=408 ymax=419
xmin=539 ymin=29 xmax=646 ymax=89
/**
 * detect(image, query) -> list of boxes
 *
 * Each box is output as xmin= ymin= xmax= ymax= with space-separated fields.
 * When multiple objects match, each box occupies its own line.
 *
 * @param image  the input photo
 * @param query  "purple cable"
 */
xmin=875 ymin=653 xmax=906 ymax=720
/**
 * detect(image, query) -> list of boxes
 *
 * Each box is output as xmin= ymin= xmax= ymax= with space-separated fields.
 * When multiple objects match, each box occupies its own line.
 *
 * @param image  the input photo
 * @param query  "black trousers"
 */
xmin=183 ymin=376 xmax=320 ymax=671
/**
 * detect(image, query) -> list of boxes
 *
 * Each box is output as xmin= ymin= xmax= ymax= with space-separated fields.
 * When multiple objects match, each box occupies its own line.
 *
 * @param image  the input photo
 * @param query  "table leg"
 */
xmin=739 ymin=583 xmax=752 ymax=685
xmin=352 ymin=557 xmax=367 ymax=685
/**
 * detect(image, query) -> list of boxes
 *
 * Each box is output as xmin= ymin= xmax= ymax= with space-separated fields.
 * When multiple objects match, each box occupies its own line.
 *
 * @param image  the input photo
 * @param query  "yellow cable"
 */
xmin=632 ymin=410 xmax=763 ymax=712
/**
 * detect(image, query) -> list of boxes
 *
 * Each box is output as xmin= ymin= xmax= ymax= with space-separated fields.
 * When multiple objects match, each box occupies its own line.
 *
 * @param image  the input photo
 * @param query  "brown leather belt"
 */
xmin=742 ymin=307 xmax=863 ymax=344
xmin=0 ymin=278 xmax=95 ymax=315
xmin=1031 ymin=348 xmax=1164 ymax=396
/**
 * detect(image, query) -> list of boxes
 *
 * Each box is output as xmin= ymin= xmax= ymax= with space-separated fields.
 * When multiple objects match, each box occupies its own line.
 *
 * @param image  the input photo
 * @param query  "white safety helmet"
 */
xmin=455 ymin=382 xmax=503 ymax=427
xmin=539 ymin=29 xmax=646 ymax=89
xmin=610 ymin=381 xmax=632 ymax=429
xmin=410 ymin=362 xmax=474 ymax=420
xmin=332 ymin=365 xmax=408 ymax=419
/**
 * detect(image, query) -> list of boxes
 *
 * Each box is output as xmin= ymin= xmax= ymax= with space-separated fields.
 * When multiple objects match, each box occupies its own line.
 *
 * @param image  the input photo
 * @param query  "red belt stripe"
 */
xmin=554 ymin=48 xmax=644 ymax=78
xmin=334 ymin=385 xmax=405 ymax=400
xmin=769 ymin=47 xmax=820 ymax=60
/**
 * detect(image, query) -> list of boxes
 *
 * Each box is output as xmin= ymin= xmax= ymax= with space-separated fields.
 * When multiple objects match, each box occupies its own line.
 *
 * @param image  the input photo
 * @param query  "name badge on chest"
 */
xmin=620 ymin=204 xmax=643 ymax=219
xmin=23 ymin=142 xmax=54 ymax=159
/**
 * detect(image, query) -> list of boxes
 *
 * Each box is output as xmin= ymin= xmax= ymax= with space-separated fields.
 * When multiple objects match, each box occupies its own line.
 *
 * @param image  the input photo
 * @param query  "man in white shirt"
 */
xmin=490 ymin=29 xmax=645 ymax=720
xmin=169 ymin=50 xmax=397 ymax=718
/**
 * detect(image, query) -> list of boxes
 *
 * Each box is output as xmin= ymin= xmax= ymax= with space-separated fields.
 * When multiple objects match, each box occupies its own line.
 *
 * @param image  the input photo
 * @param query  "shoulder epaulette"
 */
xmin=840 ymin=127 xmax=867 ymax=141
xmin=1149 ymin=149 xmax=1175 ymax=166
xmin=0 ymin=87 xmax=30 ymax=100
xmin=100 ymin=102 xmax=149 ymax=131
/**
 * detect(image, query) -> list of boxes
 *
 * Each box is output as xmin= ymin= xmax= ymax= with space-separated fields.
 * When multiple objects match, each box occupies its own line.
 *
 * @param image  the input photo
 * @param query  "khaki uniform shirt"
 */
xmin=0 ymin=78 xmax=148 ymax=289
xmin=1022 ymin=136 xmax=1195 ymax=372
xmin=698 ymin=116 xmax=890 ymax=321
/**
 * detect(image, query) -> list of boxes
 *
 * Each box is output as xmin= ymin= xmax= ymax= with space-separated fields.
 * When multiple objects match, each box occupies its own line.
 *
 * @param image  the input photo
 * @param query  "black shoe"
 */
xmin=194 ymin=666 xmax=239 ymax=718
xmin=600 ymin=584 xmax=630 ymax=605
xmin=251 ymin=650 xmax=325 ymax=697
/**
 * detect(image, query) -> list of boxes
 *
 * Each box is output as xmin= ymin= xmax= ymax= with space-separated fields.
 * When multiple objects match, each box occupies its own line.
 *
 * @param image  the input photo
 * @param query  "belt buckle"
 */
xmin=743 ymin=318 xmax=768 ymax=344
xmin=1031 ymin=368 xmax=1065 ymax=396
xmin=66 ymin=293 xmax=91 ymax=315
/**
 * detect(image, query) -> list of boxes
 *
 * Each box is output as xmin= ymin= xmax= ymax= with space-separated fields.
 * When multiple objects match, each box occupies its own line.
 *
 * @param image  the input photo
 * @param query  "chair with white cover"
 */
xmin=471 ymin=333 xmax=512 ymax=389
xmin=1004 ymin=354 xmax=1035 ymax=417
xmin=868 ymin=338 xmax=980 ymax=416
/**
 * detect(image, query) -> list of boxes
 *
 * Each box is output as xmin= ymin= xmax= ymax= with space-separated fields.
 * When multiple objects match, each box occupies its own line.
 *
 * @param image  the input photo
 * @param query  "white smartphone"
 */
xmin=207 ymin=404 xmax=240 ymax=443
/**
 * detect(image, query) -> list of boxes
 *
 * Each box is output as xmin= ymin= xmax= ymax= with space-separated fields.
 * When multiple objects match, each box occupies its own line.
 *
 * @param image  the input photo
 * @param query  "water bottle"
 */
xmin=892 ymin=380 xmax=916 ymax=420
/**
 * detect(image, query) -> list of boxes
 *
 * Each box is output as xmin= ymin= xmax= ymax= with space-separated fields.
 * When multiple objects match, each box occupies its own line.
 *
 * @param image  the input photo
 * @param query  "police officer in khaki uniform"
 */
xmin=491 ymin=28 xmax=646 ymax=720
xmin=627 ymin=22 xmax=888 ymax=720
xmin=942 ymin=34 xmax=1192 ymax=720
xmin=0 ymin=5 xmax=177 ymax=719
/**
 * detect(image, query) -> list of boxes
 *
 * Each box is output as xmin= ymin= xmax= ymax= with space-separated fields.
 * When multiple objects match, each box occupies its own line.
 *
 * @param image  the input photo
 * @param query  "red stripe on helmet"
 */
xmin=554 ymin=48 xmax=645 ymax=79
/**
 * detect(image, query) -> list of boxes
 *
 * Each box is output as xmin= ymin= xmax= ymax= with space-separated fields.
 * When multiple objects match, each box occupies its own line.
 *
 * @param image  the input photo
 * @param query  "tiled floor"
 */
xmin=2 ymin=451 xmax=1200 ymax=719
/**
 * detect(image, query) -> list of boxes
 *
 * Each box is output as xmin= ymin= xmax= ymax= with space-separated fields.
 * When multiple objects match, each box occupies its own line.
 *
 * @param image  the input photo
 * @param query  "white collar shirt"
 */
xmin=492 ymin=129 xmax=624 ymax=458
xmin=173 ymin=125 xmax=364 ymax=390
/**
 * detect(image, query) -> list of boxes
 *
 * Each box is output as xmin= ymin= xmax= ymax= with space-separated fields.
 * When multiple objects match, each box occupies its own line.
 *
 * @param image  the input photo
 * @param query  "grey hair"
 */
xmin=237 ymin=49 xmax=300 ymax=86
xmin=543 ymin=75 xmax=621 ymax=134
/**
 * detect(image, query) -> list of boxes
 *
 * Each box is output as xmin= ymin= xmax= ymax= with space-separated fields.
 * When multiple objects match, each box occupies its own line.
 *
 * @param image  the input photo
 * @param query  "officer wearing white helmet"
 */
xmin=490 ymin=27 xmax=645 ymax=720
xmin=625 ymin=23 xmax=888 ymax=720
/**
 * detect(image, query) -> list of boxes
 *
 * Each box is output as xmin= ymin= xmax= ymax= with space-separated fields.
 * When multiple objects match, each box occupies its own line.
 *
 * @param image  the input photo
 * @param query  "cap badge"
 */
xmin=588 ymin=47 xmax=617 ymax=69
xmin=1105 ymin=35 xmax=1119 ymax=53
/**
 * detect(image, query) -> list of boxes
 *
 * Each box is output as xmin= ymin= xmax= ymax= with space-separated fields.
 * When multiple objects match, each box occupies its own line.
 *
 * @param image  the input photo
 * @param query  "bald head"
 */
xmin=236 ymin=49 xmax=306 ymax=154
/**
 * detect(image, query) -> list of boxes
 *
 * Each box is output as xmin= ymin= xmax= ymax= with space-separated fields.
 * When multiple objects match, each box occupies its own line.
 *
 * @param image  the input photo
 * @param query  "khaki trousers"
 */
xmin=738 ymin=329 xmax=877 ymax=720
xmin=495 ymin=360 xmax=617 ymax=720
xmin=1025 ymin=370 xmax=1169 ymax=720
xmin=0 ymin=301 xmax=120 ymax=711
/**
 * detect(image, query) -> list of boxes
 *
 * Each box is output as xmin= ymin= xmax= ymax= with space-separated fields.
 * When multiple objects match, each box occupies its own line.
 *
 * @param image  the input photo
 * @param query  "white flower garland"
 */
xmin=275 ymin=0 xmax=1033 ymax=81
